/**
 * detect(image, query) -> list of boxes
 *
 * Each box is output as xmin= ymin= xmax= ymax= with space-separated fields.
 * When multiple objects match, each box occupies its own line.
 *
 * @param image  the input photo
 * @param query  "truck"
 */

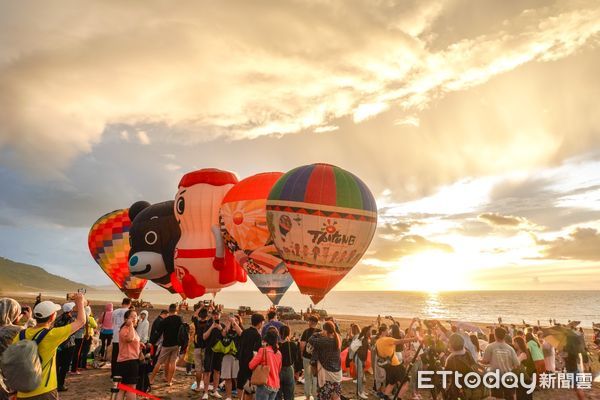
xmin=276 ymin=306 xmax=302 ymax=320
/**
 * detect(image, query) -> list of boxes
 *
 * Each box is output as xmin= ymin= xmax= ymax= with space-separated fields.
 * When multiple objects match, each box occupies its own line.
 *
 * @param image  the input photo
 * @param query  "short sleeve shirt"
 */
xmin=13 ymin=325 xmax=73 ymax=398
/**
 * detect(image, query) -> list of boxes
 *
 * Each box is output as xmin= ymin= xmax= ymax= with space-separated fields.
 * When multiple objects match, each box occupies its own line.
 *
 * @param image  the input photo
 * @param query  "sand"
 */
xmin=9 ymin=294 xmax=600 ymax=399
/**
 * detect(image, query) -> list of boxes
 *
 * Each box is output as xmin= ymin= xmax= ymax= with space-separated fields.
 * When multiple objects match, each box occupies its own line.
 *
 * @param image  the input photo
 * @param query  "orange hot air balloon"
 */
xmin=88 ymin=209 xmax=147 ymax=299
xmin=220 ymin=172 xmax=294 ymax=305
xmin=266 ymin=164 xmax=377 ymax=304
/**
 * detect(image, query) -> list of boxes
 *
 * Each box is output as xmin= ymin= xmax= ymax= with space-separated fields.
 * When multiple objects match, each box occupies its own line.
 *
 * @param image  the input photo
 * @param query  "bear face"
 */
xmin=128 ymin=200 xmax=180 ymax=283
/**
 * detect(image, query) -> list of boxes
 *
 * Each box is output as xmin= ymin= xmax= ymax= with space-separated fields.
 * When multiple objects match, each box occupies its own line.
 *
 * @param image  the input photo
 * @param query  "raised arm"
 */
xmin=69 ymin=293 xmax=87 ymax=334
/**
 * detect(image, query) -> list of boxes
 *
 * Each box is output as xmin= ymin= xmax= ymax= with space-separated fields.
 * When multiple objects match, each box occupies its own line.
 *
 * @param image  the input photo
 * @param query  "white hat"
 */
xmin=85 ymin=306 xmax=92 ymax=316
xmin=33 ymin=301 xmax=62 ymax=319
xmin=62 ymin=302 xmax=76 ymax=313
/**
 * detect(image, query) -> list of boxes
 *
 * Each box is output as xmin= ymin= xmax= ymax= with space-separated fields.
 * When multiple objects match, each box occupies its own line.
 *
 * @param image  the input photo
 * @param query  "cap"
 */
xmin=62 ymin=302 xmax=76 ymax=313
xmin=33 ymin=301 xmax=62 ymax=319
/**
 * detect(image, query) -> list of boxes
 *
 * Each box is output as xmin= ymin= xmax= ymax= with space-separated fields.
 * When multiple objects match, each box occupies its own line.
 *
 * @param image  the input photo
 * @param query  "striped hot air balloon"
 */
xmin=266 ymin=163 xmax=377 ymax=304
xmin=88 ymin=209 xmax=147 ymax=299
xmin=220 ymin=172 xmax=294 ymax=305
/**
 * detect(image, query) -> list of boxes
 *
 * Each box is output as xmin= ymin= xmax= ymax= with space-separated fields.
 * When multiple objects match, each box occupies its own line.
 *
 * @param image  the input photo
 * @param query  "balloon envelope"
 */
xmin=174 ymin=169 xmax=246 ymax=298
xmin=88 ymin=209 xmax=147 ymax=299
xmin=220 ymin=172 xmax=293 ymax=305
xmin=266 ymin=163 xmax=377 ymax=304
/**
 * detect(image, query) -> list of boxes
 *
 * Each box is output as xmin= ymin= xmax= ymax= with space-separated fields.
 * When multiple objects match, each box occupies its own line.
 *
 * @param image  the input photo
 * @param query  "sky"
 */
xmin=1 ymin=0 xmax=600 ymax=293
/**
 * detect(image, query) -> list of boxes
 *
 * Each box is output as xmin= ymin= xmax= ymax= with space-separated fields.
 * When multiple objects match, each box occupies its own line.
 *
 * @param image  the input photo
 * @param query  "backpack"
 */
xmin=0 ymin=329 xmax=52 ymax=393
xmin=348 ymin=336 xmax=362 ymax=360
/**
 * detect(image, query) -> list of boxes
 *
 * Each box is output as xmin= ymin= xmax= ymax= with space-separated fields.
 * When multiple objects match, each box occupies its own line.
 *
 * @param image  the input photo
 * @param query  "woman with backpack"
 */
xmin=116 ymin=309 xmax=142 ymax=400
xmin=217 ymin=315 xmax=242 ymax=400
xmin=249 ymin=330 xmax=282 ymax=400
xmin=278 ymin=325 xmax=298 ymax=400
xmin=98 ymin=303 xmax=114 ymax=361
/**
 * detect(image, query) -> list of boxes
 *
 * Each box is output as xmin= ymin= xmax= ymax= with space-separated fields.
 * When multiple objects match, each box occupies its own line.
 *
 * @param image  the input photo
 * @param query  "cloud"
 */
xmin=1 ymin=0 xmax=599 ymax=175
xmin=536 ymin=227 xmax=600 ymax=261
xmin=478 ymin=212 xmax=536 ymax=229
xmin=368 ymin=234 xmax=453 ymax=261
xmin=137 ymin=131 xmax=150 ymax=145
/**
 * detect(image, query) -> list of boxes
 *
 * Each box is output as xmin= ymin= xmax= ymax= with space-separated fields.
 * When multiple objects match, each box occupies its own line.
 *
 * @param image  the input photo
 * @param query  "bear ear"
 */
xmin=129 ymin=201 xmax=151 ymax=221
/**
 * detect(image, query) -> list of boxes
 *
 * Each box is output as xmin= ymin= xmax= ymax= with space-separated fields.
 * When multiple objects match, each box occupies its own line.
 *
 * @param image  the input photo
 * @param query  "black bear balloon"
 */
xmin=128 ymin=200 xmax=182 ymax=295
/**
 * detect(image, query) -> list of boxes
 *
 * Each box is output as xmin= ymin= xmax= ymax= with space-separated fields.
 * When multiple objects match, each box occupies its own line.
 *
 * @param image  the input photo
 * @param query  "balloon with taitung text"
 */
xmin=88 ymin=209 xmax=147 ymax=299
xmin=174 ymin=169 xmax=247 ymax=299
xmin=266 ymin=163 xmax=377 ymax=304
xmin=220 ymin=172 xmax=294 ymax=305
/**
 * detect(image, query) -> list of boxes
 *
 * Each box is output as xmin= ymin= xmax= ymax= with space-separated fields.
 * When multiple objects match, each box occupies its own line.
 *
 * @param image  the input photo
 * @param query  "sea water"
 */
xmin=32 ymin=289 xmax=600 ymax=327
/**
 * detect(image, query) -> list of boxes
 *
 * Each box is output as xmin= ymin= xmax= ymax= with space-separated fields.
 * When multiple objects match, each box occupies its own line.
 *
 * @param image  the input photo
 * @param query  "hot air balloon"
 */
xmin=88 ymin=209 xmax=147 ymax=299
xmin=128 ymin=201 xmax=183 ymax=295
xmin=266 ymin=163 xmax=377 ymax=304
xmin=220 ymin=172 xmax=294 ymax=305
xmin=174 ymin=169 xmax=246 ymax=299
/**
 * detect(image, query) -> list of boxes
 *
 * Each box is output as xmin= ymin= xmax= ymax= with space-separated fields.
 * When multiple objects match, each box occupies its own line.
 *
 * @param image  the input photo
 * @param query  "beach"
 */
xmin=10 ymin=293 xmax=600 ymax=399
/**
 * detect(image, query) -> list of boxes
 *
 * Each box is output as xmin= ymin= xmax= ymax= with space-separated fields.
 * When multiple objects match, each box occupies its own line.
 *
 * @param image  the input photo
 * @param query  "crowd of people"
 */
xmin=0 ymin=294 xmax=597 ymax=400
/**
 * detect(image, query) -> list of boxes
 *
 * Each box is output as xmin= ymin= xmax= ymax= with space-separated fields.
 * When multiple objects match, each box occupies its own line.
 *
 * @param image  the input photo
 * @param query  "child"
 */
xmin=185 ymin=323 xmax=196 ymax=375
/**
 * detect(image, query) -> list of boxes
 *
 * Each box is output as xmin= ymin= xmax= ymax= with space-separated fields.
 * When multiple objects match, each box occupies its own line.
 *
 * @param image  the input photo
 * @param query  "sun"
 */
xmin=387 ymin=250 xmax=472 ymax=292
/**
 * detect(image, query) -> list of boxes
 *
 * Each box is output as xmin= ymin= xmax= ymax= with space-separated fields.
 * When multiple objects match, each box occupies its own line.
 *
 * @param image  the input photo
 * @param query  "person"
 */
xmin=237 ymin=313 xmax=265 ymax=400
xmin=261 ymin=311 xmax=284 ymax=339
xmin=564 ymin=333 xmax=586 ymax=400
xmin=513 ymin=337 xmax=534 ymax=400
xmin=202 ymin=310 xmax=225 ymax=400
xmin=70 ymin=304 xmax=89 ymax=374
xmin=0 ymin=298 xmax=23 ymax=400
xmin=54 ymin=302 xmax=76 ymax=392
xmin=217 ymin=315 xmax=242 ymax=400
xmin=78 ymin=306 xmax=97 ymax=370
xmin=192 ymin=307 xmax=210 ymax=392
xmin=150 ymin=303 xmax=183 ymax=386
xmin=481 ymin=327 xmax=520 ymax=400
xmin=444 ymin=333 xmax=484 ymax=400
xmin=111 ymin=298 xmax=133 ymax=378
xmin=19 ymin=306 xmax=36 ymax=328
xmin=98 ymin=302 xmax=114 ymax=361
xmin=136 ymin=310 xmax=150 ymax=344
xmin=116 ymin=309 xmax=142 ymax=400
xmin=12 ymin=293 xmax=86 ymax=399
xmin=538 ymin=332 xmax=555 ymax=372
xmin=308 ymin=321 xmax=342 ymax=400
xmin=250 ymin=330 xmax=282 ymax=400
xmin=150 ymin=310 xmax=168 ymax=345
xmin=375 ymin=323 xmax=418 ymax=400
xmin=184 ymin=323 xmax=196 ymax=376
xmin=300 ymin=315 xmax=320 ymax=400
xmin=278 ymin=325 xmax=297 ymax=400
xmin=525 ymin=332 xmax=544 ymax=378
xmin=354 ymin=326 xmax=371 ymax=400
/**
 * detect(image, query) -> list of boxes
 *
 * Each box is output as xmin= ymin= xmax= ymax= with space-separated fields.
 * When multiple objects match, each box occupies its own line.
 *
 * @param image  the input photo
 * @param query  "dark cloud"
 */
xmin=536 ymin=227 xmax=600 ymax=261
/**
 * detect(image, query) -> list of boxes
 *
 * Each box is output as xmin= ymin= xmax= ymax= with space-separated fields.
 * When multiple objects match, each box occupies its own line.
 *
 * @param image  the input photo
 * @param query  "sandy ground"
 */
xmin=10 ymin=294 xmax=600 ymax=399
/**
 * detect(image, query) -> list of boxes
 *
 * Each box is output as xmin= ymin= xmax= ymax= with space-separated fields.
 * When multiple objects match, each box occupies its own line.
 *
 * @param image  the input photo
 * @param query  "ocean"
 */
xmin=31 ymin=289 xmax=600 ymax=327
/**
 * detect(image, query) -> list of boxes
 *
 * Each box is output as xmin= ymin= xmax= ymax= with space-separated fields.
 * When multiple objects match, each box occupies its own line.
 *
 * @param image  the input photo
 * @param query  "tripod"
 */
xmin=391 ymin=342 xmax=424 ymax=400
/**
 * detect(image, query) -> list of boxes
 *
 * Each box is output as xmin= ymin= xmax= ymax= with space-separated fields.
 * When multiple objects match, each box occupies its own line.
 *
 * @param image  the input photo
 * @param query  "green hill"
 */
xmin=0 ymin=256 xmax=89 ymax=293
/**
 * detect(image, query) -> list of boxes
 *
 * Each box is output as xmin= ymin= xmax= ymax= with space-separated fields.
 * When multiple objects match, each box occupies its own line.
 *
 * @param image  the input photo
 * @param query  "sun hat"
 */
xmin=34 ymin=301 xmax=62 ymax=319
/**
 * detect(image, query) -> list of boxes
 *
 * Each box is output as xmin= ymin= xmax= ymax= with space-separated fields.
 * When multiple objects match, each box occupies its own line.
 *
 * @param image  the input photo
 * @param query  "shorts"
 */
xmin=158 ymin=345 xmax=179 ymax=364
xmin=194 ymin=348 xmax=205 ymax=369
xmin=221 ymin=354 xmax=239 ymax=379
xmin=204 ymin=350 xmax=224 ymax=373
xmin=116 ymin=359 xmax=139 ymax=385
xmin=384 ymin=364 xmax=406 ymax=386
